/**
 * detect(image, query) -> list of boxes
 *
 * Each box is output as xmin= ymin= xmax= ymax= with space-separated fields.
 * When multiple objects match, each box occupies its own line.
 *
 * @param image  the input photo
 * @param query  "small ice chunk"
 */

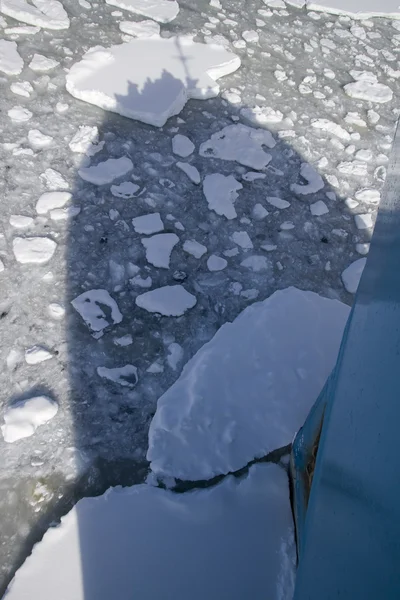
xmin=29 ymin=53 xmax=59 ymax=71
xmin=69 ymin=126 xmax=99 ymax=154
xmin=356 ymin=243 xmax=370 ymax=255
xmin=203 ymin=173 xmax=242 ymax=220
xmin=311 ymin=118 xmax=350 ymax=141
xmin=291 ymin=163 xmax=324 ymax=195
xmin=71 ymin=289 xmax=123 ymax=332
xmin=240 ymin=255 xmax=269 ymax=272
xmin=28 ymin=129 xmax=53 ymax=149
xmin=9 ymin=215 xmax=33 ymax=228
xmin=167 ymin=343 xmax=183 ymax=370
xmin=130 ymin=275 xmax=152 ymax=288
xmin=242 ymin=172 xmax=266 ymax=182
xmin=10 ymin=81 xmax=33 ymax=97
xmin=367 ymin=109 xmax=380 ymax=125
xmin=50 ymin=206 xmax=81 ymax=221
xmin=310 ymin=200 xmax=329 ymax=216
xmin=40 ymin=168 xmax=68 ymax=190
xmin=280 ymin=221 xmax=295 ymax=230
xmin=344 ymin=80 xmax=393 ymax=104
xmin=354 ymin=213 xmax=373 ymax=229
xmin=242 ymin=30 xmax=259 ymax=43
xmin=172 ymin=134 xmax=195 ymax=157
xmin=48 ymin=303 xmax=65 ymax=319
xmin=266 ymin=196 xmax=290 ymax=209
xmin=78 ymin=157 xmax=133 ymax=185
xmin=176 ymin=162 xmax=201 ymax=184
xmin=240 ymin=106 xmax=283 ymax=126
xmin=13 ymin=237 xmax=56 ymax=264
xmin=142 ymin=233 xmax=179 ymax=268
xmin=147 ymin=360 xmax=164 ymax=373
xmin=355 ymin=188 xmax=380 ymax=205
xmin=136 ymin=285 xmax=197 ymax=316
xmin=97 ymin=365 xmax=138 ymax=387
xmin=25 ymin=345 xmax=53 ymax=365
xmin=231 ymin=231 xmax=253 ymax=249
xmin=114 ymin=334 xmax=133 ymax=346
xmin=132 ymin=213 xmax=164 ymax=234
xmin=200 ymin=124 xmax=275 ymax=170
xmin=207 ymin=255 xmax=227 ymax=271
xmin=36 ymin=191 xmax=72 ymax=215
xmin=119 ymin=19 xmax=160 ymax=37
xmin=341 ymin=258 xmax=367 ymax=294
xmin=252 ymin=203 xmax=269 ymax=220
xmin=183 ymin=239 xmax=207 ymax=258
xmin=8 ymin=106 xmax=32 ymax=122
xmin=0 ymin=40 xmax=23 ymax=75
xmin=110 ymin=181 xmax=140 ymax=198
xmin=1 ymin=395 xmax=58 ymax=443
xmin=5 ymin=25 xmax=40 ymax=34
xmin=0 ymin=259 xmax=5 ymax=272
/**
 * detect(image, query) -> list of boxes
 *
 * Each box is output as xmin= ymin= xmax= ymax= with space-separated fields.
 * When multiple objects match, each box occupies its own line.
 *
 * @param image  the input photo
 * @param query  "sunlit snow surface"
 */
xmin=0 ymin=0 xmax=399 ymax=593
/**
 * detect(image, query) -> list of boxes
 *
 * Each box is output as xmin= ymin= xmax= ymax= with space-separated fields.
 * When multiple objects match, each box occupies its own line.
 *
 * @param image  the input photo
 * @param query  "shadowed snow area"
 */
xmin=0 ymin=0 xmax=399 ymax=596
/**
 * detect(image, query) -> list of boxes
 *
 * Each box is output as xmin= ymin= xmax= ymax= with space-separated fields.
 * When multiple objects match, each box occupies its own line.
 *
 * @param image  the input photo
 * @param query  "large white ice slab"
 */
xmin=66 ymin=37 xmax=240 ymax=127
xmin=3 ymin=463 xmax=295 ymax=600
xmin=105 ymin=0 xmax=179 ymax=23
xmin=306 ymin=0 xmax=400 ymax=19
xmin=0 ymin=0 xmax=70 ymax=30
xmin=0 ymin=40 xmax=23 ymax=75
xmin=148 ymin=287 xmax=350 ymax=481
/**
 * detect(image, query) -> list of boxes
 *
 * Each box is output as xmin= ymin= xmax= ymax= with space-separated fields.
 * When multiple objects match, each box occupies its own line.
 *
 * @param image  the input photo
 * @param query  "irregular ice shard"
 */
xmin=71 ymin=289 xmax=123 ymax=332
xmin=66 ymin=37 xmax=240 ymax=127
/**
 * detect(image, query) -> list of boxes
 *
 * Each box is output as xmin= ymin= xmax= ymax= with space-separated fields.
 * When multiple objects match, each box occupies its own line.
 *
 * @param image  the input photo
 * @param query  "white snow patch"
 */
xmin=291 ymin=163 xmax=324 ymax=195
xmin=176 ymin=162 xmax=201 ymax=184
xmin=78 ymin=157 xmax=133 ymax=185
xmin=241 ymin=255 xmax=269 ymax=272
xmin=148 ymin=287 xmax=349 ymax=480
xmin=119 ymin=19 xmax=160 ymax=37
xmin=10 ymin=81 xmax=33 ymax=97
xmin=132 ymin=213 xmax=164 ymax=234
xmin=203 ymin=173 xmax=242 ymax=220
xmin=97 ymin=365 xmax=138 ymax=387
xmin=36 ymin=191 xmax=72 ymax=215
xmin=183 ymin=239 xmax=207 ymax=258
xmin=13 ymin=237 xmax=56 ymax=264
xmin=110 ymin=181 xmax=140 ymax=198
xmin=2 ymin=463 xmax=296 ymax=600
xmin=0 ymin=40 xmax=23 ymax=75
xmin=105 ymin=0 xmax=179 ymax=23
xmin=71 ymin=289 xmax=123 ymax=332
xmin=136 ymin=285 xmax=196 ymax=316
xmin=0 ymin=0 xmax=69 ymax=30
xmin=28 ymin=129 xmax=53 ymax=149
xmin=1 ymin=395 xmax=58 ymax=443
xmin=25 ymin=345 xmax=53 ymax=365
xmin=8 ymin=106 xmax=32 ymax=122
xmin=142 ymin=233 xmax=179 ymax=268
xmin=200 ymin=124 xmax=275 ymax=170
xmin=207 ymin=255 xmax=227 ymax=271
xmin=167 ymin=343 xmax=183 ymax=370
xmin=48 ymin=303 xmax=65 ymax=319
xmin=172 ymin=134 xmax=195 ymax=157
xmin=310 ymin=200 xmax=329 ymax=216
xmin=341 ymin=258 xmax=367 ymax=293
xmin=29 ymin=53 xmax=59 ymax=71
xmin=66 ymin=38 xmax=240 ymax=127
xmin=231 ymin=230 xmax=253 ymax=249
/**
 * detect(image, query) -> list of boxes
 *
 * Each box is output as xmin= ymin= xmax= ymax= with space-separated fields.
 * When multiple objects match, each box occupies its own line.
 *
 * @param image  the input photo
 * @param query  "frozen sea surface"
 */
xmin=0 ymin=0 xmax=399 ymax=593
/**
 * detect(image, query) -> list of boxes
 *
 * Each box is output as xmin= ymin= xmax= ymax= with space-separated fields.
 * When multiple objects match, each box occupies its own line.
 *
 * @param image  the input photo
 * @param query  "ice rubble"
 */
xmin=148 ymin=288 xmax=350 ymax=481
xmin=66 ymin=37 xmax=240 ymax=127
xmin=3 ymin=463 xmax=295 ymax=600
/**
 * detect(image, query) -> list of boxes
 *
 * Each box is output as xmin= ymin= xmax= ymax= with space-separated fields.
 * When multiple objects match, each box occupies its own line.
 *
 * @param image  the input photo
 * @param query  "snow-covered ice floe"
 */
xmin=105 ymin=0 xmax=179 ymax=23
xmin=148 ymin=287 xmax=350 ymax=481
xmin=66 ymin=37 xmax=240 ymax=127
xmin=2 ymin=396 xmax=58 ymax=443
xmin=3 ymin=463 xmax=295 ymax=600
xmin=306 ymin=0 xmax=400 ymax=20
xmin=136 ymin=285 xmax=197 ymax=317
xmin=0 ymin=0 xmax=70 ymax=30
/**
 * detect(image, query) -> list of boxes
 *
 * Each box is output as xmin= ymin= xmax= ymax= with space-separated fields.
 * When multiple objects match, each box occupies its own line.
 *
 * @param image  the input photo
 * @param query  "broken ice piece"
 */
xmin=1 ymin=395 xmax=58 ymax=443
xmin=97 ymin=365 xmax=138 ymax=387
xmin=71 ymin=289 xmax=123 ymax=332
